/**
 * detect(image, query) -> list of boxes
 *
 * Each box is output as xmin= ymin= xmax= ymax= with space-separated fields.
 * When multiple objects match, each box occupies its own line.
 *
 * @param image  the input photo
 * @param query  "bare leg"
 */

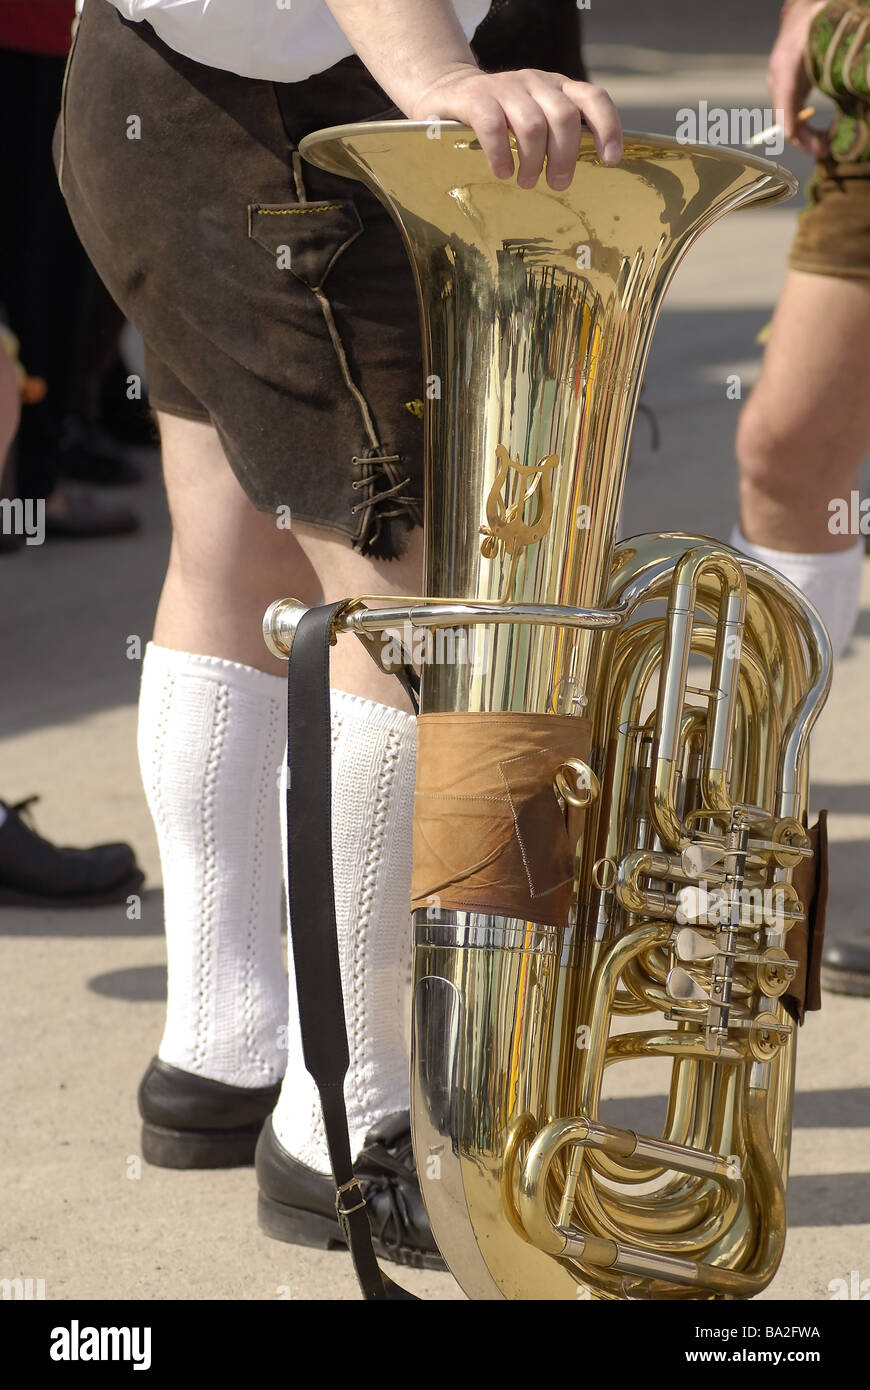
xmin=153 ymin=414 xmax=317 ymax=674
xmin=292 ymin=521 xmax=424 ymax=709
xmin=737 ymin=270 xmax=870 ymax=552
xmin=154 ymin=413 xmax=422 ymax=706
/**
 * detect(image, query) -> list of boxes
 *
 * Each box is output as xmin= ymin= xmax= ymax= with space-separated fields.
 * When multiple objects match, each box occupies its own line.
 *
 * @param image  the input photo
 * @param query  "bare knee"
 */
xmin=736 ymin=395 xmax=782 ymax=491
xmin=156 ymin=411 xmax=322 ymax=603
xmin=736 ymin=391 xmax=817 ymax=506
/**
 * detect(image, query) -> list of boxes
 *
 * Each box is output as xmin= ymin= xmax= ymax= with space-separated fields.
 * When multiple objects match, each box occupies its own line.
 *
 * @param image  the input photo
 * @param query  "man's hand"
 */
xmin=324 ymin=0 xmax=622 ymax=187
xmin=408 ymin=66 xmax=623 ymax=187
xmin=768 ymin=0 xmax=829 ymax=155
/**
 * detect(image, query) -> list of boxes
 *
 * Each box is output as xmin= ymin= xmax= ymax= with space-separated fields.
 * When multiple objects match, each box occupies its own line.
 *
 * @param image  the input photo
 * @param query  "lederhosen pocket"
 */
xmin=247 ymin=201 xmax=363 ymax=290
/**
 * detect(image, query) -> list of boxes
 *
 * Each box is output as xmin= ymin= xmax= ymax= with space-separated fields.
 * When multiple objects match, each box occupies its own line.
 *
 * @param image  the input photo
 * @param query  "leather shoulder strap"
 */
xmin=285 ymin=601 xmax=417 ymax=1301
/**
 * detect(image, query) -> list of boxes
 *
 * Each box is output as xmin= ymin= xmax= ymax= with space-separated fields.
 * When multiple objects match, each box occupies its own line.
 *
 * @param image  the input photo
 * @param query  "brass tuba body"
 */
xmin=271 ymin=125 xmax=832 ymax=1299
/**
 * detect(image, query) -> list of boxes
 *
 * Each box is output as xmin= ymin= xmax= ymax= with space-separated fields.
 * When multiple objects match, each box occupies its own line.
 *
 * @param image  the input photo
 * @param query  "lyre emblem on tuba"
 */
xmin=479 ymin=443 xmax=559 ymax=599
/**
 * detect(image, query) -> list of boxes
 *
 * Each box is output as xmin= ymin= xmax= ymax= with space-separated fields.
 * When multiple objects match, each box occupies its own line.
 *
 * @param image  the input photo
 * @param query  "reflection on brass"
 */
xmin=771 ymin=817 xmax=811 ymax=868
xmin=749 ymin=1012 xmax=791 ymax=1063
xmin=554 ymin=758 xmax=600 ymax=809
xmin=479 ymin=444 xmax=559 ymax=600
xmin=592 ymin=857 xmax=617 ymax=891
xmin=293 ymin=123 xmax=831 ymax=1300
xmin=756 ymin=947 xmax=797 ymax=999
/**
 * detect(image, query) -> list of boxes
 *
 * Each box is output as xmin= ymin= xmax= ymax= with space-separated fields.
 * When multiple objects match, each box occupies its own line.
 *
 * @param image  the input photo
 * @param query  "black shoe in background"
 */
xmin=0 ymin=796 xmax=144 ymax=907
xmin=138 ymin=1057 xmax=283 ymax=1169
xmin=821 ymin=934 xmax=870 ymax=997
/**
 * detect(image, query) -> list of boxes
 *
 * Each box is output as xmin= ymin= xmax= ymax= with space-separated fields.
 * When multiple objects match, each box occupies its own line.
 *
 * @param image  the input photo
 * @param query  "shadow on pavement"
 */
xmin=0 ymin=887 xmax=164 ymax=936
xmin=812 ymin=784 xmax=870 ymax=814
xmin=602 ymin=1089 xmax=870 ymax=1134
xmin=819 ymin=841 xmax=870 ymax=941
xmin=88 ymin=962 xmax=166 ymax=1002
xmin=788 ymin=1173 xmax=870 ymax=1228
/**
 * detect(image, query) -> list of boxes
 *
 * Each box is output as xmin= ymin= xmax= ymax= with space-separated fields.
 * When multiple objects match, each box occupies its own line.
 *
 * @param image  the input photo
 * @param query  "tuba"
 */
xmin=266 ymin=125 xmax=832 ymax=1300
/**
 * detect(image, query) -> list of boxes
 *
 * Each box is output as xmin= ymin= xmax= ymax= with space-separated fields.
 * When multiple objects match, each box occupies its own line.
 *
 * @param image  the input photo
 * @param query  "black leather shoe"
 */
xmin=139 ymin=1057 xmax=282 ymax=1169
xmin=256 ymin=1112 xmax=446 ymax=1271
xmin=821 ymin=934 xmax=870 ymax=997
xmin=0 ymin=796 xmax=144 ymax=907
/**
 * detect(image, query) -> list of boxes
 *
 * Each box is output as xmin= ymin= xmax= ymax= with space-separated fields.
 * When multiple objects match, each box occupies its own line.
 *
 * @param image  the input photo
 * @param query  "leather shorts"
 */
xmin=789 ymin=161 xmax=870 ymax=279
xmin=57 ymin=0 xmax=424 ymax=558
xmin=57 ymin=0 xmax=588 ymax=557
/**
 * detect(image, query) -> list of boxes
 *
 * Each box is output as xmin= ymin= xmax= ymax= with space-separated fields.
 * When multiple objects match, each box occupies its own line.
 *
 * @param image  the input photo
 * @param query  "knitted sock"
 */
xmin=137 ymin=642 xmax=287 ymax=1087
xmin=730 ymin=527 xmax=864 ymax=661
xmin=272 ymin=689 xmax=416 ymax=1173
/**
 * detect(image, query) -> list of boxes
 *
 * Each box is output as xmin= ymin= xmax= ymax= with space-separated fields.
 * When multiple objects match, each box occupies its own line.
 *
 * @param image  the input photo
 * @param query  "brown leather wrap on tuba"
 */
xmin=411 ymin=711 xmax=592 ymax=928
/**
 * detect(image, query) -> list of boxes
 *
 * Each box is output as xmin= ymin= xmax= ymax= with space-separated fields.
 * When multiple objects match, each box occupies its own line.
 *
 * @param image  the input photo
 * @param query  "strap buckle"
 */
xmin=335 ymin=1177 xmax=367 ymax=1218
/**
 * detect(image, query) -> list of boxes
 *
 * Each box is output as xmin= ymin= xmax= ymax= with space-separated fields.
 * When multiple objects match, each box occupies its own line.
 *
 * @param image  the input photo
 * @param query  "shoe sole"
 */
xmin=0 ymin=867 xmax=145 ymax=909
xmin=257 ymin=1192 xmax=447 ymax=1271
xmin=821 ymin=965 xmax=870 ymax=998
xmin=141 ymin=1121 xmax=262 ymax=1169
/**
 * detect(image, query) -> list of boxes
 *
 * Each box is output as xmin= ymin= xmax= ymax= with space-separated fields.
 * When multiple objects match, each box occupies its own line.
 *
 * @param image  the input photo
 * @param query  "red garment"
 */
xmin=0 ymin=1 xmax=75 ymax=57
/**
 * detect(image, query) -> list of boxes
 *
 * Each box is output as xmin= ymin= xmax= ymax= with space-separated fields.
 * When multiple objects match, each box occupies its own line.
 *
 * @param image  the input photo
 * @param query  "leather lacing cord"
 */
xmin=351 ymin=457 xmax=423 ymax=525
xmin=350 ymin=460 xmax=412 ymax=514
xmin=356 ymin=1128 xmax=420 ymax=1250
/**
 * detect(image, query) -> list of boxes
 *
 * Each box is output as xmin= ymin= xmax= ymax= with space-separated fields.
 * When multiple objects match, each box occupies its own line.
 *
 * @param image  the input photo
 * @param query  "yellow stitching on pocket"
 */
xmin=255 ymin=205 xmax=344 ymax=214
xmin=248 ymin=200 xmax=363 ymax=289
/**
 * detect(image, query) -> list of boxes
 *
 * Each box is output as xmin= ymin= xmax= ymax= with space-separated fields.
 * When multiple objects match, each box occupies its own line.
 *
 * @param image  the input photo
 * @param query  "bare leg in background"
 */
xmin=734 ymin=270 xmax=869 ymax=659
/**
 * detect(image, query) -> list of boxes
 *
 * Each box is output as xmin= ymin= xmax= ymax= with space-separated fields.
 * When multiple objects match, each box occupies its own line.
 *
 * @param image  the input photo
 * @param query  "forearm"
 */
xmin=324 ymin=0 xmax=623 ymax=183
xmin=324 ymin=0 xmax=477 ymax=114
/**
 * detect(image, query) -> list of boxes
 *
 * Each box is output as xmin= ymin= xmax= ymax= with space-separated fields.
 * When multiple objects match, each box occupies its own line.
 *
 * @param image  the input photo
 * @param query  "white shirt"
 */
xmin=104 ymin=0 xmax=492 ymax=84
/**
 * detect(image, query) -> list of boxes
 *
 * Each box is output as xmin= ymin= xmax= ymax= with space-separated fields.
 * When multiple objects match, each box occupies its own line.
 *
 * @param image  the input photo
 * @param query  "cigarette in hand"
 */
xmin=746 ymin=107 xmax=815 ymax=148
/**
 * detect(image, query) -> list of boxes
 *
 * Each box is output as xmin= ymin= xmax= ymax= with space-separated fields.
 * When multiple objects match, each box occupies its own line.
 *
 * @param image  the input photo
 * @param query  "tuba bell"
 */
xmin=266 ymin=124 xmax=832 ymax=1300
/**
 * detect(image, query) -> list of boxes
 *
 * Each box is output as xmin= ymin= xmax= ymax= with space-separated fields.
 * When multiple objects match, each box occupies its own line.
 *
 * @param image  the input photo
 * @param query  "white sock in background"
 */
xmin=137 ymin=642 xmax=287 ymax=1087
xmin=272 ymin=689 xmax=417 ymax=1173
xmin=730 ymin=527 xmax=864 ymax=660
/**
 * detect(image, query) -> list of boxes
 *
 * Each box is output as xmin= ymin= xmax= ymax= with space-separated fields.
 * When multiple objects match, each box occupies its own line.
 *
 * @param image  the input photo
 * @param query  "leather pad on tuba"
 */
xmin=783 ymin=810 xmax=829 ymax=1023
xmin=411 ymin=711 xmax=592 ymax=928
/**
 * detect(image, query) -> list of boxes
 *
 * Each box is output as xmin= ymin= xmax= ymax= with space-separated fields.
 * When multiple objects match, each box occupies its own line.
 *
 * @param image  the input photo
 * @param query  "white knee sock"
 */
xmin=272 ymin=689 xmax=416 ymax=1173
xmin=730 ymin=527 xmax=864 ymax=660
xmin=137 ymin=642 xmax=288 ymax=1087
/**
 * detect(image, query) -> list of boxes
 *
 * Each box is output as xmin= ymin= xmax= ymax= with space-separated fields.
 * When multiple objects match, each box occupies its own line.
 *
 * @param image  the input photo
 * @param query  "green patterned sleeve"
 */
xmin=806 ymin=0 xmax=870 ymax=161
